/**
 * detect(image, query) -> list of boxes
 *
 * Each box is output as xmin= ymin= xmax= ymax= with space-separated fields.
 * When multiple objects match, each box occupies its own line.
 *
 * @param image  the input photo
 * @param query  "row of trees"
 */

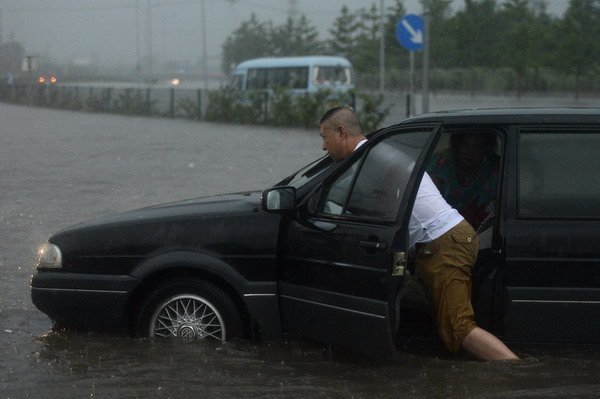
xmin=0 ymin=40 xmax=25 ymax=81
xmin=222 ymin=0 xmax=600 ymax=95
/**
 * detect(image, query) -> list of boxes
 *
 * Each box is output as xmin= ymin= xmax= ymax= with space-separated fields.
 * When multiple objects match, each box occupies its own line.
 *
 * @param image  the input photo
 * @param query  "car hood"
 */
xmin=49 ymin=190 xmax=283 ymax=277
xmin=54 ymin=191 xmax=264 ymax=235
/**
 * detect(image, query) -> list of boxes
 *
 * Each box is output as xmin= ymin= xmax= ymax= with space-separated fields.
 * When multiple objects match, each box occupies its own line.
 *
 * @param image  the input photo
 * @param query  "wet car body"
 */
xmin=32 ymin=108 xmax=600 ymax=358
xmin=32 ymin=192 xmax=284 ymax=340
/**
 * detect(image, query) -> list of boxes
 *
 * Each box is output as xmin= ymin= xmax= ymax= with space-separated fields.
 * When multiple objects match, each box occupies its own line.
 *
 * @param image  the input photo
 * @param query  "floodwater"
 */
xmin=2 ymin=96 xmax=600 ymax=399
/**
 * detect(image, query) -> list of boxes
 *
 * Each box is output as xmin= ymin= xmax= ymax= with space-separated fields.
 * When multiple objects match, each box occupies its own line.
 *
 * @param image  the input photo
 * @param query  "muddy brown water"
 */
xmin=2 ymin=99 xmax=600 ymax=398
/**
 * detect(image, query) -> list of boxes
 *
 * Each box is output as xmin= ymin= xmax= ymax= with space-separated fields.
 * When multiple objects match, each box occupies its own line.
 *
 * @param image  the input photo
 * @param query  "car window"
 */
xmin=320 ymin=131 xmax=430 ymax=221
xmin=519 ymin=130 xmax=600 ymax=218
xmin=426 ymin=128 xmax=502 ymax=232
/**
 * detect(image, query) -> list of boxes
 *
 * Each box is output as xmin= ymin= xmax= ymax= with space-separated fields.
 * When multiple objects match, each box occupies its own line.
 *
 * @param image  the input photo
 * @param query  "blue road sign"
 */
xmin=396 ymin=14 xmax=424 ymax=51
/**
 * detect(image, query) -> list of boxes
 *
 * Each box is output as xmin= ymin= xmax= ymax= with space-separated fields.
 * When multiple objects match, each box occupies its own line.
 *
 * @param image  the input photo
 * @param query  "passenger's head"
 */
xmin=450 ymin=132 xmax=497 ymax=170
xmin=319 ymin=106 xmax=365 ymax=162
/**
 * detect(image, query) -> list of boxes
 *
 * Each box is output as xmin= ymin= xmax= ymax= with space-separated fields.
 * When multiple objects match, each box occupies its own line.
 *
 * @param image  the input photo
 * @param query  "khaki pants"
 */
xmin=414 ymin=220 xmax=479 ymax=354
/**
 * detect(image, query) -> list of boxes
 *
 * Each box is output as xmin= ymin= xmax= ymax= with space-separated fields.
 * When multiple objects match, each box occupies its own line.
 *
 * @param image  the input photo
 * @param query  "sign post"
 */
xmin=396 ymin=14 xmax=425 ymax=116
xmin=422 ymin=0 xmax=430 ymax=114
xmin=22 ymin=55 xmax=37 ymax=106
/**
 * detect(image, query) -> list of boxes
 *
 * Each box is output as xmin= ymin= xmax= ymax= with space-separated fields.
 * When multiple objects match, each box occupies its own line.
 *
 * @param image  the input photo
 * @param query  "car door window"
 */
xmin=321 ymin=131 xmax=430 ymax=221
xmin=426 ymin=128 xmax=502 ymax=233
xmin=519 ymin=130 xmax=600 ymax=218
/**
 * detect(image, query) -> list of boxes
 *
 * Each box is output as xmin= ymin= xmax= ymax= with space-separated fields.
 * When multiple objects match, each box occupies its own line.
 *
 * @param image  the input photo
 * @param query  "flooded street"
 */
xmin=2 ymin=98 xmax=600 ymax=398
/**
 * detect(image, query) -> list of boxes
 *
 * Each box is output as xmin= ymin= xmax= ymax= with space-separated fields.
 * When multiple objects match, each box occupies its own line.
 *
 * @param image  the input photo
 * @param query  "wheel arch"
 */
xmin=126 ymin=251 xmax=252 ymax=338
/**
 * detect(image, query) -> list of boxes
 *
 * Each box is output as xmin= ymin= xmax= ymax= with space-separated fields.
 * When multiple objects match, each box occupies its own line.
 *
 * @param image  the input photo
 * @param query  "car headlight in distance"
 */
xmin=37 ymin=243 xmax=62 ymax=269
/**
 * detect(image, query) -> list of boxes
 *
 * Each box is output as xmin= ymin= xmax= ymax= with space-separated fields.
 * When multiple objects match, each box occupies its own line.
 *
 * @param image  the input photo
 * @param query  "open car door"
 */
xmin=277 ymin=123 xmax=441 ymax=359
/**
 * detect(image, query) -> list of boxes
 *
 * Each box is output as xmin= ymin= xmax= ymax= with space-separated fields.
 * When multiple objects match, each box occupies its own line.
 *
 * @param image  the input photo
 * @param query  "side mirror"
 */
xmin=261 ymin=186 xmax=296 ymax=212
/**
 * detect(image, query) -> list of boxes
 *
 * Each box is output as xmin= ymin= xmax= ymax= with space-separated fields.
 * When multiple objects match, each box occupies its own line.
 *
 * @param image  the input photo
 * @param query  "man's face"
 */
xmin=457 ymin=134 xmax=486 ymax=169
xmin=320 ymin=123 xmax=346 ymax=162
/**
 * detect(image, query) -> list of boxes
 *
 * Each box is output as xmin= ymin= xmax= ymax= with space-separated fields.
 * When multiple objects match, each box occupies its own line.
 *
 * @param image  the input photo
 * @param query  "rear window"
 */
xmin=518 ymin=130 xmax=600 ymax=218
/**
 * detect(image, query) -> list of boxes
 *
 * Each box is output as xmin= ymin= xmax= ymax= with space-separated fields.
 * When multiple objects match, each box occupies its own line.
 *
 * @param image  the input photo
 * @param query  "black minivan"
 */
xmin=31 ymin=108 xmax=600 ymax=358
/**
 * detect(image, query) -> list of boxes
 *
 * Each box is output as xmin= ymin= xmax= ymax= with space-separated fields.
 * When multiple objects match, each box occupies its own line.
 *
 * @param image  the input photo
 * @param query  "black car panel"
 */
xmin=276 ymin=125 xmax=441 ymax=358
xmin=31 ymin=272 xmax=138 ymax=333
xmin=502 ymin=124 xmax=600 ymax=345
xmin=31 ymin=108 xmax=600 ymax=356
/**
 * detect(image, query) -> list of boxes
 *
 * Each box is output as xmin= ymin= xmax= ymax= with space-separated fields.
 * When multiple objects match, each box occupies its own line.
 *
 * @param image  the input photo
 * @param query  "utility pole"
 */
xmin=288 ymin=0 xmax=298 ymax=20
xmin=200 ymin=0 xmax=208 ymax=92
xmin=23 ymin=55 xmax=35 ymax=105
xmin=379 ymin=0 xmax=385 ymax=92
xmin=422 ymin=0 xmax=430 ymax=113
xmin=227 ymin=0 xmax=238 ymax=27
xmin=135 ymin=0 xmax=141 ymax=75
xmin=146 ymin=0 xmax=153 ymax=83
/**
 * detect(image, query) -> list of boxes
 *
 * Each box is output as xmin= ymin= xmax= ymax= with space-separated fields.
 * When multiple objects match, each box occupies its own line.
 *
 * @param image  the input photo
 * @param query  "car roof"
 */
xmin=396 ymin=107 xmax=600 ymax=126
xmin=235 ymin=56 xmax=352 ymax=69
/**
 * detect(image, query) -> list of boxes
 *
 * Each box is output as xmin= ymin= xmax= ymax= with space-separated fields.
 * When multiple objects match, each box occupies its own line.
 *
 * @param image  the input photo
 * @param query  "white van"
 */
xmin=230 ymin=56 xmax=355 ymax=97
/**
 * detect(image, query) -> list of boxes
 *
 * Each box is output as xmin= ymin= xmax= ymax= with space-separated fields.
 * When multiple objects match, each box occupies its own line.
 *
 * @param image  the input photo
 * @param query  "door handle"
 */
xmin=359 ymin=241 xmax=388 ymax=251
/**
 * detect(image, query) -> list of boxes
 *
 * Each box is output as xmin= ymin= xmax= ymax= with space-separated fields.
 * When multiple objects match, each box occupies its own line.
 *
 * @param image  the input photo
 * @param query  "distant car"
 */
xmin=31 ymin=108 xmax=600 ymax=359
xmin=37 ymin=74 xmax=58 ymax=84
xmin=230 ymin=56 xmax=356 ymax=109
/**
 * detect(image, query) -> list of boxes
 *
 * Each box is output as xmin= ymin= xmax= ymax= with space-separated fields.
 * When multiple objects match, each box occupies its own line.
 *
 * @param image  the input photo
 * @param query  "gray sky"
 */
xmin=0 ymin=0 xmax=567 ymax=69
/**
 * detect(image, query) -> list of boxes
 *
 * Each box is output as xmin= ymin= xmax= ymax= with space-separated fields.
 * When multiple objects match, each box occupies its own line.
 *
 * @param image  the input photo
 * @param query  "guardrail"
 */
xmin=0 ymin=82 xmax=387 ymax=131
xmin=0 ymin=83 xmax=206 ymax=119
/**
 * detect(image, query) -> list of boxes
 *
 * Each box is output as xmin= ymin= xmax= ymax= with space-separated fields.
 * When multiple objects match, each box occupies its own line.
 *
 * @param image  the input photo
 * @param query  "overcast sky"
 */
xmin=0 ymin=0 xmax=567 ymax=69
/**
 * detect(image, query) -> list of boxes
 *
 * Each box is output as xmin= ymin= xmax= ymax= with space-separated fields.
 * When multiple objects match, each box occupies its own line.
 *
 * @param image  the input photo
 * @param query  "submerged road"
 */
xmin=1 ymin=101 xmax=600 ymax=398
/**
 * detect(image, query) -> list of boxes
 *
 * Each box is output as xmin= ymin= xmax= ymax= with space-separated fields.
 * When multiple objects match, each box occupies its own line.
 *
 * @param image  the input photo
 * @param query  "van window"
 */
xmin=519 ymin=131 xmax=600 ymax=218
xmin=313 ymin=66 xmax=353 ymax=87
xmin=247 ymin=67 xmax=308 ymax=90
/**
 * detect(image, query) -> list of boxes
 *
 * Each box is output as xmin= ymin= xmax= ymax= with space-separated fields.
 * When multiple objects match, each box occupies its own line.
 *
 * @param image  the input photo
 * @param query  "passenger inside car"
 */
xmin=402 ymin=130 xmax=504 ymax=327
xmin=427 ymin=131 xmax=501 ymax=235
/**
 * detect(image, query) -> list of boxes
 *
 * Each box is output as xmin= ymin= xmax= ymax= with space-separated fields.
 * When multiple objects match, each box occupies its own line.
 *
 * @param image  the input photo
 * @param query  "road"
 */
xmin=1 ymin=100 xmax=600 ymax=398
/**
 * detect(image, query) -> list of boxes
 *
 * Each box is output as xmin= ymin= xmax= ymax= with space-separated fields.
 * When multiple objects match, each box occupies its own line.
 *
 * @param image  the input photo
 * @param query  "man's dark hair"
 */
xmin=449 ymin=131 xmax=497 ymax=154
xmin=319 ymin=106 xmax=363 ymax=135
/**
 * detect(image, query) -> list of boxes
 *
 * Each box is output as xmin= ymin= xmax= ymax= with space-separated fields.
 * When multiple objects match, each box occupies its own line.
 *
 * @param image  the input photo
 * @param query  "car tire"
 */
xmin=135 ymin=279 xmax=242 ymax=342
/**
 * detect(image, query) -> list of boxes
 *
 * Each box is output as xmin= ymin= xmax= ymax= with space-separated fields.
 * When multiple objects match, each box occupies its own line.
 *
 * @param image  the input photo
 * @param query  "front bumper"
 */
xmin=31 ymin=271 xmax=141 ymax=333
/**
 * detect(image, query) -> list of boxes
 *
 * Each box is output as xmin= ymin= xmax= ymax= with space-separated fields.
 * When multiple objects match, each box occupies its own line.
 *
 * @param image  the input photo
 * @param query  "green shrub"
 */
xmin=82 ymin=88 xmax=111 ymax=113
xmin=113 ymin=89 xmax=157 ymax=116
xmin=55 ymin=87 xmax=83 ymax=111
xmin=293 ymin=89 xmax=333 ymax=129
xmin=176 ymin=98 xmax=200 ymax=119
xmin=205 ymin=89 xmax=266 ymax=125
xmin=268 ymin=89 xmax=297 ymax=126
xmin=205 ymin=87 xmax=367 ymax=129
xmin=355 ymin=91 xmax=391 ymax=133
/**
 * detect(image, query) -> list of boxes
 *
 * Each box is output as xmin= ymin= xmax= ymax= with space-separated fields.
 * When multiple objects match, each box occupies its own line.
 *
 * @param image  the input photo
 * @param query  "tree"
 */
xmin=270 ymin=15 xmax=324 ymax=56
xmin=450 ymin=0 xmax=502 ymax=68
xmin=552 ymin=0 xmax=600 ymax=99
xmin=221 ymin=14 xmax=272 ymax=74
xmin=383 ymin=0 xmax=408 ymax=69
xmin=497 ymin=0 xmax=540 ymax=95
xmin=327 ymin=6 xmax=359 ymax=58
xmin=221 ymin=13 xmax=325 ymax=74
xmin=429 ymin=0 xmax=457 ymax=68
xmin=352 ymin=3 xmax=383 ymax=72
xmin=0 ymin=38 xmax=25 ymax=80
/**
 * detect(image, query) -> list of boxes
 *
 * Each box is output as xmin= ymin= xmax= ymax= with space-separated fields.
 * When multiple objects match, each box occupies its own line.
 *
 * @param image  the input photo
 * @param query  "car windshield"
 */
xmin=312 ymin=66 xmax=353 ymax=87
xmin=276 ymin=155 xmax=333 ymax=189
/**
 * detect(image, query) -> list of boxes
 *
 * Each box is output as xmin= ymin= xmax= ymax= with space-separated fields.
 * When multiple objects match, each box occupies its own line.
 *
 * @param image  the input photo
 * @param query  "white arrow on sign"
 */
xmin=402 ymin=19 xmax=423 ymax=44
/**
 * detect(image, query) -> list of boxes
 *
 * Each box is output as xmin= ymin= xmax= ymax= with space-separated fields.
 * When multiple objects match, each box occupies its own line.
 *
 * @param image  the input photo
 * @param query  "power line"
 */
xmin=1 ymin=4 xmax=135 ymax=13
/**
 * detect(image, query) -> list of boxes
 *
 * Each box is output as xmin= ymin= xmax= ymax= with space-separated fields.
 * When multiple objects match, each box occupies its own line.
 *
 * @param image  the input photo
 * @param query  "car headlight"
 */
xmin=37 ymin=243 xmax=62 ymax=269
